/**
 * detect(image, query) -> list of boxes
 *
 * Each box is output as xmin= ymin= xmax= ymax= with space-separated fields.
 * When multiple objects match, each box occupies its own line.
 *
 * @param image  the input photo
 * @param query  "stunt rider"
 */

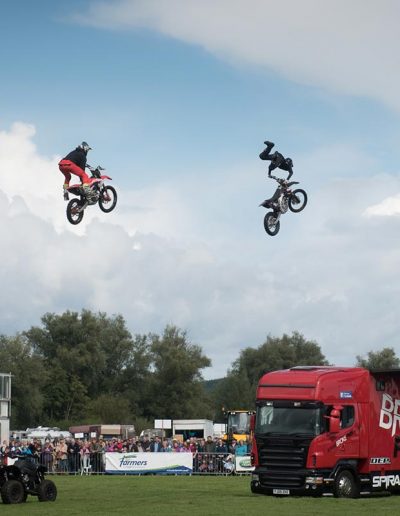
xmin=58 ymin=141 xmax=93 ymax=201
xmin=259 ymin=140 xmax=294 ymax=208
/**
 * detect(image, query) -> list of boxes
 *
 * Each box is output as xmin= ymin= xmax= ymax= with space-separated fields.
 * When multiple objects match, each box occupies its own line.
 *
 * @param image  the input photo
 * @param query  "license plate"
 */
xmin=273 ymin=489 xmax=290 ymax=495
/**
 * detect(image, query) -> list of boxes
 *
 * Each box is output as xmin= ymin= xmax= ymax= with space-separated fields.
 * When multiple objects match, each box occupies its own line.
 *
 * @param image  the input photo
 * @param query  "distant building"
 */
xmin=0 ymin=373 xmax=11 ymax=444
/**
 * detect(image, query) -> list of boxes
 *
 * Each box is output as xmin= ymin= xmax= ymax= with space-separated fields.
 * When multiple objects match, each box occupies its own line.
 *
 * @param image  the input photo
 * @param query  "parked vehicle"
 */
xmin=222 ymin=409 xmax=253 ymax=445
xmin=0 ymin=457 xmax=57 ymax=504
xmin=251 ymin=366 xmax=400 ymax=497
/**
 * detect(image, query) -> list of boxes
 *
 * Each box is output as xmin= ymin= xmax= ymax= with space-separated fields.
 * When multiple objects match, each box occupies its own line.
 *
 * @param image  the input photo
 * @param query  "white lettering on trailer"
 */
xmin=372 ymin=475 xmax=400 ymax=488
xmin=379 ymin=393 xmax=400 ymax=436
xmin=370 ymin=457 xmax=391 ymax=465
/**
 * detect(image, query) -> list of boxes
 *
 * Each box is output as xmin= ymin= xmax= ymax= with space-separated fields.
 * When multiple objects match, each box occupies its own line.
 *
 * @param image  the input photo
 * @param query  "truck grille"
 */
xmin=257 ymin=437 xmax=311 ymax=489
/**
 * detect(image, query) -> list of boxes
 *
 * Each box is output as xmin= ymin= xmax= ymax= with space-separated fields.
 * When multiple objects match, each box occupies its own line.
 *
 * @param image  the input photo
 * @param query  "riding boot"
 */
xmin=263 ymin=141 xmax=274 ymax=153
xmin=63 ymin=184 xmax=69 ymax=201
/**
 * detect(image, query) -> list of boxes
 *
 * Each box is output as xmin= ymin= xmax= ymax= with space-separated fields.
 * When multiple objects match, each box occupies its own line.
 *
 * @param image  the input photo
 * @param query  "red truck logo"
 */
xmin=379 ymin=393 xmax=400 ymax=436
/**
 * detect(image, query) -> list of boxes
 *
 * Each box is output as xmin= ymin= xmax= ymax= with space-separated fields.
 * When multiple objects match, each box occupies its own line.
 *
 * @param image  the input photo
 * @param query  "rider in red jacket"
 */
xmin=58 ymin=142 xmax=92 ymax=200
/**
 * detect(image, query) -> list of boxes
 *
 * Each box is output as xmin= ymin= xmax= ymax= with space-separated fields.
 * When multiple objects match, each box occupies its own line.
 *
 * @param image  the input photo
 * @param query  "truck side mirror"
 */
xmin=329 ymin=407 xmax=341 ymax=433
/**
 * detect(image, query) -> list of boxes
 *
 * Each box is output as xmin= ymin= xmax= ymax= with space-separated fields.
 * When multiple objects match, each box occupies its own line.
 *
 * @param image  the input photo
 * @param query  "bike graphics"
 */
xmin=66 ymin=166 xmax=117 ymax=225
xmin=260 ymin=175 xmax=307 ymax=236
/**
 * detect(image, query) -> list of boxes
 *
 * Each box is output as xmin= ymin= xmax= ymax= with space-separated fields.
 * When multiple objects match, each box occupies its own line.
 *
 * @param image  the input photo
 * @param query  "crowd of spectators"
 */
xmin=0 ymin=435 xmax=250 ymax=475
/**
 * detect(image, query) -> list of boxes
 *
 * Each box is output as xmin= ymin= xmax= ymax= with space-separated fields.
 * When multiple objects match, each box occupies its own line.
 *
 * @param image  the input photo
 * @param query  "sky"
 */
xmin=1 ymin=0 xmax=400 ymax=379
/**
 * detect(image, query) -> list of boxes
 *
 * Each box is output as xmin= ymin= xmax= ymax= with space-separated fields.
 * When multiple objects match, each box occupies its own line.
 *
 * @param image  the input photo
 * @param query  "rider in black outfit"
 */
xmin=259 ymin=141 xmax=294 ymax=208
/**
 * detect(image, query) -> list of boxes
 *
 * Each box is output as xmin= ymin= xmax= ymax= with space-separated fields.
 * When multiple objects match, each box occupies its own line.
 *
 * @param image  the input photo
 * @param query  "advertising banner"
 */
xmin=105 ymin=452 xmax=193 ymax=475
xmin=235 ymin=455 xmax=254 ymax=473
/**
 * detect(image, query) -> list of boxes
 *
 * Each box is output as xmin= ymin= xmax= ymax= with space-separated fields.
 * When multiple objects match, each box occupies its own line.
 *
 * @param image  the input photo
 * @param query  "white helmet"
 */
xmin=80 ymin=141 xmax=92 ymax=152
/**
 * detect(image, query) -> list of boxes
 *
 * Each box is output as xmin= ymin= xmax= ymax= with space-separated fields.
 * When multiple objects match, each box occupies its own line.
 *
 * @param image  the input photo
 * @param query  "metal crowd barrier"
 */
xmin=1 ymin=451 xmax=251 ymax=476
xmin=192 ymin=452 xmax=235 ymax=475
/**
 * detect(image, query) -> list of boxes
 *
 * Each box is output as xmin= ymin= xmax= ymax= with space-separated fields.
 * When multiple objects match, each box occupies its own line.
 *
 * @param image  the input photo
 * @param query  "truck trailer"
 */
xmin=250 ymin=366 xmax=400 ymax=497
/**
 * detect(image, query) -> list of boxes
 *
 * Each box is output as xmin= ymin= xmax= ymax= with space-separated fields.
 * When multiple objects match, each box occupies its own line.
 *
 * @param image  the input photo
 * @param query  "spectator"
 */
xmin=67 ymin=438 xmax=80 ymax=474
xmin=150 ymin=436 xmax=163 ymax=452
xmin=235 ymin=440 xmax=248 ymax=456
xmin=55 ymin=438 xmax=68 ymax=474
xmin=204 ymin=436 xmax=216 ymax=453
xmin=42 ymin=439 xmax=54 ymax=472
xmin=162 ymin=439 xmax=171 ymax=452
xmin=80 ymin=440 xmax=91 ymax=474
xmin=171 ymin=440 xmax=182 ymax=452
xmin=215 ymin=439 xmax=227 ymax=454
xmin=197 ymin=438 xmax=206 ymax=453
xmin=141 ymin=435 xmax=151 ymax=452
xmin=229 ymin=439 xmax=238 ymax=455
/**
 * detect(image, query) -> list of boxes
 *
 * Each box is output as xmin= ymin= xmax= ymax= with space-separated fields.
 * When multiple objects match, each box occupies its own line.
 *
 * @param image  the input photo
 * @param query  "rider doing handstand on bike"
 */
xmin=259 ymin=141 xmax=294 ymax=208
xmin=58 ymin=141 xmax=93 ymax=201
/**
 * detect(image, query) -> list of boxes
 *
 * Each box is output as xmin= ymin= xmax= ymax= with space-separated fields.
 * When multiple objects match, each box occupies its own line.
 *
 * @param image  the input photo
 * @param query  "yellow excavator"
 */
xmin=222 ymin=409 xmax=254 ymax=444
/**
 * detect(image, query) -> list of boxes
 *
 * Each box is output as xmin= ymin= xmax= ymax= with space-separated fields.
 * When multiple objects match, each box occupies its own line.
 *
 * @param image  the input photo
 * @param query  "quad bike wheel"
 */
xmin=38 ymin=479 xmax=58 ymax=502
xmin=1 ymin=480 xmax=25 ymax=504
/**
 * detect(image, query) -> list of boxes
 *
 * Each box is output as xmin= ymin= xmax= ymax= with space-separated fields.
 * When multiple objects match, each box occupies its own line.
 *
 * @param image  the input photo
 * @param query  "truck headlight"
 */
xmin=305 ymin=476 xmax=323 ymax=485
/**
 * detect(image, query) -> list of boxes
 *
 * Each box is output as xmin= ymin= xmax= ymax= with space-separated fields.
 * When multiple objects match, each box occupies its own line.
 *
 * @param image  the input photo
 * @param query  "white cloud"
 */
xmin=2 ymin=122 xmax=400 ymax=378
xmin=0 ymin=122 xmax=194 ymax=238
xmin=79 ymin=0 xmax=400 ymax=111
xmin=364 ymin=194 xmax=400 ymax=217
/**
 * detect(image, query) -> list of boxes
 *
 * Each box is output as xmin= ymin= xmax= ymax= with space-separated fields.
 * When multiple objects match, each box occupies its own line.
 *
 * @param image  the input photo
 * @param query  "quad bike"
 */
xmin=66 ymin=165 xmax=117 ymax=225
xmin=0 ymin=457 xmax=57 ymax=504
xmin=260 ymin=175 xmax=307 ymax=236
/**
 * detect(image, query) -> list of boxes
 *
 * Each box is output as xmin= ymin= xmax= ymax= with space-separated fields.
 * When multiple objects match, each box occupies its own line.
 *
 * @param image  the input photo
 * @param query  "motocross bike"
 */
xmin=260 ymin=175 xmax=307 ymax=236
xmin=66 ymin=166 xmax=117 ymax=225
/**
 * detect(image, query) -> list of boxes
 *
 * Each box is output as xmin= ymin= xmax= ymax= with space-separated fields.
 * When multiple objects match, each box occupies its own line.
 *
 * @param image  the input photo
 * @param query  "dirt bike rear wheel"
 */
xmin=289 ymin=189 xmax=307 ymax=212
xmin=264 ymin=212 xmax=280 ymax=236
xmin=98 ymin=186 xmax=117 ymax=213
xmin=66 ymin=199 xmax=85 ymax=225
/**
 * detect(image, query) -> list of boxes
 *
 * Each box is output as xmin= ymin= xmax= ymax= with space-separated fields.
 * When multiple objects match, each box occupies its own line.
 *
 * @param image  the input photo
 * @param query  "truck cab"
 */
xmin=251 ymin=366 xmax=400 ymax=497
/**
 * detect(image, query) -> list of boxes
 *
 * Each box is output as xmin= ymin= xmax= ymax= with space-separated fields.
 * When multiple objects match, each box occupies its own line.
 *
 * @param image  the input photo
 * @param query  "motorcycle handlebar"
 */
xmin=269 ymin=174 xmax=286 ymax=185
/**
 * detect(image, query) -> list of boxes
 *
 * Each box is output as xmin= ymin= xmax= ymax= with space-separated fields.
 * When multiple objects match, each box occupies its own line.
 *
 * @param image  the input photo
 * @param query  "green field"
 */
xmin=1 ymin=475 xmax=398 ymax=515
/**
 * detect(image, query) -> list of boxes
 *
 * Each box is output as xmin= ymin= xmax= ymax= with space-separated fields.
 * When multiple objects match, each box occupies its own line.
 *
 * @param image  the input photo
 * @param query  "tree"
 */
xmin=213 ymin=332 xmax=328 ymax=410
xmin=24 ymin=310 xmax=135 ymax=423
xmin=88 ymin=395 xmax=133 ymax=424
xmin=0 ymin=334 xmax=47 ymax=428
xmin=356 ymin=347 xmax=400 ymax=370
xmin=113 ymin=334 xmax=153 ymax=417
xmin=144 ymin=325 xmax=212 ymax=419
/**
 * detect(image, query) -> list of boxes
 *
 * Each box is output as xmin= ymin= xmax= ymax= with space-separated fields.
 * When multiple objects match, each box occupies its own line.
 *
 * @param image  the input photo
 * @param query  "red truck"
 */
xmin=250 ymin=366 xmax=400 ymax=497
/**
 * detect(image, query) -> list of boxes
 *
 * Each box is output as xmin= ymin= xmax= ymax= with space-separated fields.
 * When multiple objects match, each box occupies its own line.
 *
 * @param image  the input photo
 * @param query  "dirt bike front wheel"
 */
xmin=289 ymin=189 xmax=307 ymax=213
xmin=264 ymin=212 xmax=280 ymax=236
xmin=98 ymin=186 xmax=117 ymax=213
xmin=66 ymin=199 xmax=85 ymax=225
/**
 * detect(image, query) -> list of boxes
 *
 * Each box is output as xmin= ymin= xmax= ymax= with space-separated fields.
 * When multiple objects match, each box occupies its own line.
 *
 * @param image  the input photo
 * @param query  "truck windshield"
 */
xmin=255 ymin=403 xmax=323 ymax=436
xmin=228 ymin=412 xmax=250 ymax=435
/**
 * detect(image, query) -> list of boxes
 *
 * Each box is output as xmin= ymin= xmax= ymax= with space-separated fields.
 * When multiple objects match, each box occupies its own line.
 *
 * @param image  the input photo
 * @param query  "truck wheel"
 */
xmin=38 ymin=479 xmax=57 ymax=502
xmin=1 ymin=480 xmax=25 ymax=504
xmin=333 ymin=470 xmax=359 ymax=498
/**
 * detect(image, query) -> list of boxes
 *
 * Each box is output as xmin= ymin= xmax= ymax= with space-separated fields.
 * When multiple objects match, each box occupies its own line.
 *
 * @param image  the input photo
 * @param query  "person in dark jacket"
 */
xmin=259 ymin=140 xmax=293 ymax=179
xmin=58 ymin=141 xmax=92 ymax=200
xmin=259 ymin=140 xmax=294 ymax=209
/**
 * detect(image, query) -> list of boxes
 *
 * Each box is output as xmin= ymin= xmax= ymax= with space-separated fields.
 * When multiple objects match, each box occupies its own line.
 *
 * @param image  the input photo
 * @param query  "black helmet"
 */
xmin=79 ymin=141 xmax=92 ymax=152
xmin=285 ymin=157 xmax=293 ymax=167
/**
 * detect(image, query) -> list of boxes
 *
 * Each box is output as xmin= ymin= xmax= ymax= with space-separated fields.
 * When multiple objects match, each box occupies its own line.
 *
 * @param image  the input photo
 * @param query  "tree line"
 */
xmin=0 ymin=309 xmax=398 ymax=430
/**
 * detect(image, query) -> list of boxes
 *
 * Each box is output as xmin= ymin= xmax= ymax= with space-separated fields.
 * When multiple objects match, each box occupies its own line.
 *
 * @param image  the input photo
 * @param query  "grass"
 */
xmin=1 ymin=475 xmax=399 ymax=515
